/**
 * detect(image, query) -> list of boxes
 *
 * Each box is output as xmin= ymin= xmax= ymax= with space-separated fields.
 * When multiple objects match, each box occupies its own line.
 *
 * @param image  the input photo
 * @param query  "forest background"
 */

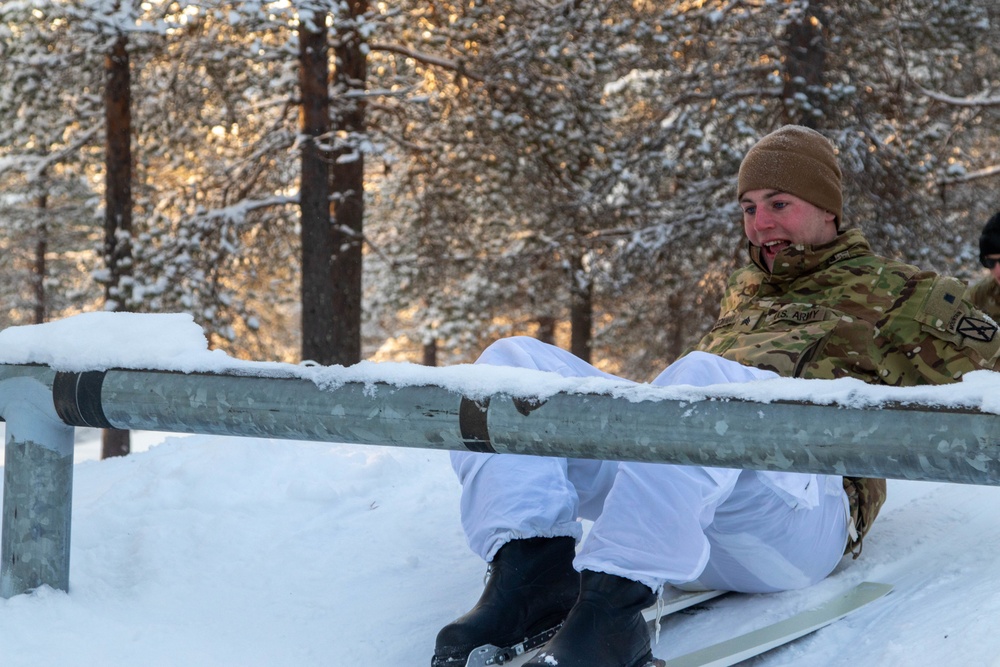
xmin=1 ymin=0 xmax=998 ymax=391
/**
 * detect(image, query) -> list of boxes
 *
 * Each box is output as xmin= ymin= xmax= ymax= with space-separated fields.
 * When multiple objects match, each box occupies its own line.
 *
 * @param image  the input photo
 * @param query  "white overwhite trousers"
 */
xmin=451 ymin=337 xmax=850 ymax=594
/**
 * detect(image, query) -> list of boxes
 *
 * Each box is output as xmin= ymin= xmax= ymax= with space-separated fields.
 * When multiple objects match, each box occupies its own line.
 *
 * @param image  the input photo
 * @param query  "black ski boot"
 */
xmin=432 ymin=537 xmax=579 ymax=667
xmin=524 ymin=569 xmax=658 ymax=667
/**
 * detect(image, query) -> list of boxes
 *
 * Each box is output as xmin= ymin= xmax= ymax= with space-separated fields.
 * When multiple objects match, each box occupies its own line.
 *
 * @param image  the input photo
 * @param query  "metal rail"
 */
xmin=1 ymin=363 xmax=998 ymax=598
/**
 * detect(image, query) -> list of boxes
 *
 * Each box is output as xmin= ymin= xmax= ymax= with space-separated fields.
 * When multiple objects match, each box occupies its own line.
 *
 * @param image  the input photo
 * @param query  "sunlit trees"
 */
xmin=366 ymin=1 xmax=648 ymax=366
xmin=128 ymin=2 xmax=302 ymax=359
xmin=1 ymin=0 xmax=997 ymax=381
xmin=0 ymin=1 xmax=105 ymax=328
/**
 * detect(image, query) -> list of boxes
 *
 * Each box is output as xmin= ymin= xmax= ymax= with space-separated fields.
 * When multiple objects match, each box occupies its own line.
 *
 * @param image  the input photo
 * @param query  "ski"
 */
xmin=458 ymin=581 xmax=891 ymax=667
xmin=462 ymin=587 xmax=726 ymax=667
xmin=663 ymin=581 xmax=893 ymax=667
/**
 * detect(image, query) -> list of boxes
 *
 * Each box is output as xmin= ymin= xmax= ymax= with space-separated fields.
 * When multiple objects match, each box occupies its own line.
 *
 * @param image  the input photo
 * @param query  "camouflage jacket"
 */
xmin=693 ymin=229 xmax=1000 ymax=555
xmin=964 ymin=276 xmax=1000 ymax=324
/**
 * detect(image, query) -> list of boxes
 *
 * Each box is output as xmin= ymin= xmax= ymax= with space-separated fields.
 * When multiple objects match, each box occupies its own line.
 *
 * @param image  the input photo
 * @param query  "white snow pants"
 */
xmin=451 ymin=337 xmax=850 ymax=594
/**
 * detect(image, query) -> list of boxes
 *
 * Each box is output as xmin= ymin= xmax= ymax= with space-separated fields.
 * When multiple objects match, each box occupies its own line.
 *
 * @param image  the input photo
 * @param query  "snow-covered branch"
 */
xmin=194 ymin=195 xmax=300 ymax=223
xmin=938 ymin=164 xmax=1000 ymax=186
xmin=0 ymin=126 xmax=102 ymax=180
xmin=916 ymin=85 xmax=1000 ymax=107
xmin=369 ymin=42 xmax=483 ymax=82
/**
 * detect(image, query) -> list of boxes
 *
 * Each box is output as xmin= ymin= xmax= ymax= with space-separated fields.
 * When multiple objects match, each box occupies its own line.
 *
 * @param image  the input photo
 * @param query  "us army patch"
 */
xmin=766 ymin=304 xmax=826 ymax=325
xmin=956 ymin=316 xmax=997 ymax=343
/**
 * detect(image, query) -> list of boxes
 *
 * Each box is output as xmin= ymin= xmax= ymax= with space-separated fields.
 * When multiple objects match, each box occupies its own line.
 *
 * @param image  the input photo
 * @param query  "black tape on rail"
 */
xmin=52 ymin=370 xmax=112 ymax=428
xmin=459 ymin=396 xmax=493 ymax=453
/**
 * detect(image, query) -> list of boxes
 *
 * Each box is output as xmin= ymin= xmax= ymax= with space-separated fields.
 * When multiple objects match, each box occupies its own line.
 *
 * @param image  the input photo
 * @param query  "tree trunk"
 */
xmin=299 ymin=12 xmax=334 ymax=364
xmin=326 ymin=0 xmax=368 ymax=366
xmin=421 ymin=340 xmax=437 ymax=367
xmin=536 ymin=316 xmax=557 ymax=345
xmin=299 ymin=3 xmax=367 ymax=367
xmin=104 ymin=33 xmax=133 ymax=309
xmin=780 ymin=0 xmax=827 ymax=128
xmin=102 ymin=429 xmax=130 ymax=459
xmin=569 ymin=251 xmax=593 ymax=363
xmin=667 ymin=291 xmax=684 ymax=361
xmin=32 ymin=193 xmax=47 ymax=325
xmin=102 ymin=32 xmax=133 ymax=459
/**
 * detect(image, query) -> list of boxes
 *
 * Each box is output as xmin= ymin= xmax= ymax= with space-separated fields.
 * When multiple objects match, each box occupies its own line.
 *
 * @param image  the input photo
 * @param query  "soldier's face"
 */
xmin=739 ymin=189 xmax=838 ymax=271
xmin=986 ymin=254 xmax=1000 ymax=285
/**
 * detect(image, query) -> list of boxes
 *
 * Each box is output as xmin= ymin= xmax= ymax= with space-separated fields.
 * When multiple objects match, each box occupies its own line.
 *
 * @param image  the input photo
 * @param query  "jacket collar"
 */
xmin=748 ymin=228 xmax=872 ymax=281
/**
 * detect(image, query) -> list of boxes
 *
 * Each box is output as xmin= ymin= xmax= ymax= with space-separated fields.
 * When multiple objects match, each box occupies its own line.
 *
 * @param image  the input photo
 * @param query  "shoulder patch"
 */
xmin=956 ymin=316 xmax=997 ymax=343
xmin=916 ymin=275 xmax=1000 ymax=364
xmin=920 ymin=276 xmax=969 ymax=333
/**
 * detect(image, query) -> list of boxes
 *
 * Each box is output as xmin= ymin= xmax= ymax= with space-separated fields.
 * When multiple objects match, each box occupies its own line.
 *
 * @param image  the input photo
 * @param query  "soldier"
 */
xmin=432 ymin=126 xmax=1000 ymax=667
xmin=965 ymin=211 xmax=1000 ymax=321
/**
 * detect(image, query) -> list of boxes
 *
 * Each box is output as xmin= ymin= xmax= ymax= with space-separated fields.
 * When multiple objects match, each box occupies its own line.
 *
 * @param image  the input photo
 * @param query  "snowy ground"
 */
xmin=2 ymin=424 xmax=1000 ymax=667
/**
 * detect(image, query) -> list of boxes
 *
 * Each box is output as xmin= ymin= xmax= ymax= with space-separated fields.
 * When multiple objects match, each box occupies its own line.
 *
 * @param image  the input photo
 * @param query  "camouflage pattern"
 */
xmin=693 ymin=229 xmax=1000 ymax=556
xmin=964 ymin=276 xmax=1000 ymax=324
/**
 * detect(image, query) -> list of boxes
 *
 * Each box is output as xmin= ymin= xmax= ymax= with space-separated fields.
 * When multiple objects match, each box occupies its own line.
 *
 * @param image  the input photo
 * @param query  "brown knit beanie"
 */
xmin=738 ymin=125 xmax=843 ymax=228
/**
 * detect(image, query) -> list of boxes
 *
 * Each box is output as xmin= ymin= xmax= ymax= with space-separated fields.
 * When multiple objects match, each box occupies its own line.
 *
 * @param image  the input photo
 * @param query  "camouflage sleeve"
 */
xmin=880 ymin=275 xmax=1000 ymax=385
xmin=717 ymin=267 xmax=758 ymax=315
xmin=964 ymin=277 xmax=987 ymax=307
xmin=964 ymin=277 xmax=1000 ymax=324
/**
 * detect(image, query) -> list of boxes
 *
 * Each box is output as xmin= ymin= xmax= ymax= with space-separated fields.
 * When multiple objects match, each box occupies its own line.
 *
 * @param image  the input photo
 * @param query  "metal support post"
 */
xmin=0 ymin=367 xmax=74 ymax=598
